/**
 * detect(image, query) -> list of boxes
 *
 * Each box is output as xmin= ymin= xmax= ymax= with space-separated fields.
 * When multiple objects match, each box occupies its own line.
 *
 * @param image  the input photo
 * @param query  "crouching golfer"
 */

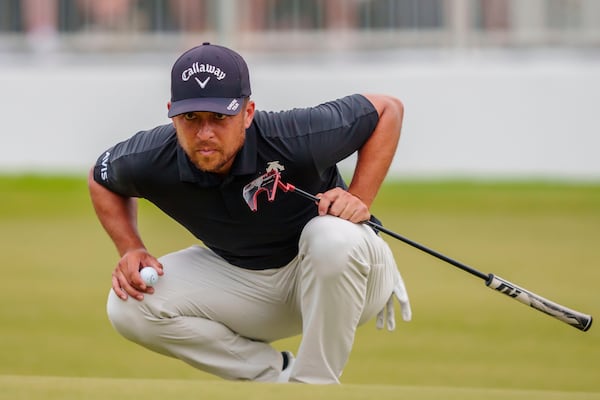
xmin=89 ymin=42 xmax=410 ymax=384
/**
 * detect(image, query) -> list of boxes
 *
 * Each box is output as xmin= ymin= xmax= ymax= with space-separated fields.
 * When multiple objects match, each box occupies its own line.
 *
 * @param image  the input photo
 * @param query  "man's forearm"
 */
xmin=88 ymin=169 xmax=145 ymax=256
xmin=348 ymin=95 xmax=403 ymax=208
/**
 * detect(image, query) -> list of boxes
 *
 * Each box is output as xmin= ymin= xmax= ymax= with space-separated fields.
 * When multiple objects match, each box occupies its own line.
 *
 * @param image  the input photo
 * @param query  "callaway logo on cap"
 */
xmin=168 ymin=42 xmax=251 ymax=117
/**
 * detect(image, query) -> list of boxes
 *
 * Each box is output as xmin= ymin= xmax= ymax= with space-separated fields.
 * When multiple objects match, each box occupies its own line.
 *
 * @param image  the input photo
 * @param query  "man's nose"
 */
xmin=195 ymin=120 xmax=215 ymax=139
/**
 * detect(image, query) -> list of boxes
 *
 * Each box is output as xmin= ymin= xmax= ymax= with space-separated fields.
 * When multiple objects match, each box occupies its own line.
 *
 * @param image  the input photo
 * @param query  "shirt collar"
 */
xmin=177 ymin=127 xmax=257 ymax=186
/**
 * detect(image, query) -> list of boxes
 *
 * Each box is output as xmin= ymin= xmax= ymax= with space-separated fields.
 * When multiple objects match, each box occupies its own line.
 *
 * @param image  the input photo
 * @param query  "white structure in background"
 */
xmin=0 ymin=0 xmax=598 ymax=179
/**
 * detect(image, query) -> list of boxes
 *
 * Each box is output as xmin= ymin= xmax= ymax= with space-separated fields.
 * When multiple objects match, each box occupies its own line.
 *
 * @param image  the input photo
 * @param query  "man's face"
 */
xmin=170 ymin=99 xmax=255 ymax=175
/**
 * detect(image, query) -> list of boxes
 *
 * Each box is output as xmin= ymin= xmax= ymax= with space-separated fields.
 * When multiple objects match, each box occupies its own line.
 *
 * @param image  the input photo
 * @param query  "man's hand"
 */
xmin=316 ymin=187 xmax=371 ymax=224
xmin=112 ymin=248 xmax=163 ymax=301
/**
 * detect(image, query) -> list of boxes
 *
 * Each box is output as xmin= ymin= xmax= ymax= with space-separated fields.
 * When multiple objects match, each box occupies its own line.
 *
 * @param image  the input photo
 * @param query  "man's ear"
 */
xmin=167 ymin=101 xmax=171 ymax=111
xmin=244 ymin=99 xmax=255 ymax=129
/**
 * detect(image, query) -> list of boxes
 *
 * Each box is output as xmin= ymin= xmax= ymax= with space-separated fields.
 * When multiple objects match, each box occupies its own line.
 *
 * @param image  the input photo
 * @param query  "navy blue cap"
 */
xmin=168 ymin=43 xmax=251 ymax=117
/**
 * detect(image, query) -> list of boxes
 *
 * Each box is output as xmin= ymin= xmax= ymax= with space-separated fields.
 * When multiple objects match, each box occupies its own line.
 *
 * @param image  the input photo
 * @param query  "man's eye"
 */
xmin=214 ymin=113 xmax=227 ymax=120
xmin=183 ymin=113 xmax=196 ymax=120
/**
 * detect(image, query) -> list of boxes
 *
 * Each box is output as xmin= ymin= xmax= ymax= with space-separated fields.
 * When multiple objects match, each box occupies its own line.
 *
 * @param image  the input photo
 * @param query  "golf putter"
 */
xmin=242 ymin=169 xmax=592 ymax=332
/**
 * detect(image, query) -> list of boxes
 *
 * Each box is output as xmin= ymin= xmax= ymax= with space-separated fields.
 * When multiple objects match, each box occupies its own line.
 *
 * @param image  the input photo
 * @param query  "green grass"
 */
xmin=2 ymin=375 xmax=600 ymax=400
xmin=1 ymin=175 xmax=599 ymax=398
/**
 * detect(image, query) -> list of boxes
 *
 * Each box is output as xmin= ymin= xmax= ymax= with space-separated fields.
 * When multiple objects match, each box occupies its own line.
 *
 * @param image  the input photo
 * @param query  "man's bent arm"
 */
xmin=88 ymin=168 xmax=162 ymax=300
xmin=348 ymin=94 xmax=403 ymax=208
xmin=88 ymin=168 xmax=144 ymax=256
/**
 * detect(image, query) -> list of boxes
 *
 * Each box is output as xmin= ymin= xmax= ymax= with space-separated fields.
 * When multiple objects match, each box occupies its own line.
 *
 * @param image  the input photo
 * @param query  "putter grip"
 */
xmin=486 ymin=274 xmax=592 ymax=332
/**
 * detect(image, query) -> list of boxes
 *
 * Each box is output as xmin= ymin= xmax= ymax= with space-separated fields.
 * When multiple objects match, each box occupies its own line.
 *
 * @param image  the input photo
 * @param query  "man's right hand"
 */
xmin=112 ymin=248 xmax=164 ymax=301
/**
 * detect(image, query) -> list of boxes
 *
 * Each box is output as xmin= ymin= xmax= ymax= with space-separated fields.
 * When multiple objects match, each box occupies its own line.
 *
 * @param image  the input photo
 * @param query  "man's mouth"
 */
xmin=197 ymin=147 xmax=218 ymax=156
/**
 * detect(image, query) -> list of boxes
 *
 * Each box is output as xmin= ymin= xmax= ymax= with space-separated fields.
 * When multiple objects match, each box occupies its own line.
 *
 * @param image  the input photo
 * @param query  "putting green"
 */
xmin=1 ymin=175 xmax=598 ymax=394
xmin=1 ymin=375 xmax=599 ymax=400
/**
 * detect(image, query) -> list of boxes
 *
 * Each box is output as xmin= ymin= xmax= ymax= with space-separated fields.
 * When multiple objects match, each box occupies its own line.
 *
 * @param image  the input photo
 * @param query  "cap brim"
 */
xmin=168 ymin=97 xmax=245 ymax=118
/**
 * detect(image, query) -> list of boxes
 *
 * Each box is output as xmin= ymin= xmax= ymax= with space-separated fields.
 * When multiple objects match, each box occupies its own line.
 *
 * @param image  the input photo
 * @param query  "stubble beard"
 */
xmin=194 ymin=131 xmax=245 ymax=175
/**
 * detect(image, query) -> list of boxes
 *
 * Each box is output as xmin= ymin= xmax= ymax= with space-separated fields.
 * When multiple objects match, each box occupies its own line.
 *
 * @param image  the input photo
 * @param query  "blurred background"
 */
xmin=1 ymin=0 xmax=599 ymax=179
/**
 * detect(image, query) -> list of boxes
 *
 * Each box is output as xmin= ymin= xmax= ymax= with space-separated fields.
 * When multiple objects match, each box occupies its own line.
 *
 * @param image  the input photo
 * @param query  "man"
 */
xmin=89 ymin=42 xmax=410 ymax=384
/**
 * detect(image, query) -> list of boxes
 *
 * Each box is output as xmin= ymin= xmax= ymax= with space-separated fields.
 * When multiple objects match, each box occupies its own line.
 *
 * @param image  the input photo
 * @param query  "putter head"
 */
xmin=242 ymin=169 xmax=282 ymax=212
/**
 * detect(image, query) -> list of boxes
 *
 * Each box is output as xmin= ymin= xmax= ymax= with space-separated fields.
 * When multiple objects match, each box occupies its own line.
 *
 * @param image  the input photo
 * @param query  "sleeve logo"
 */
xmin=100 ymin=151 xmax=110 ymax=181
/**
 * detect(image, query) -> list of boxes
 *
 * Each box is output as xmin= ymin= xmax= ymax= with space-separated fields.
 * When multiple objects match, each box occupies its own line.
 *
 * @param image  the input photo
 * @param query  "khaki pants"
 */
xmin=106 ymin=215 xmax=398 ymax=383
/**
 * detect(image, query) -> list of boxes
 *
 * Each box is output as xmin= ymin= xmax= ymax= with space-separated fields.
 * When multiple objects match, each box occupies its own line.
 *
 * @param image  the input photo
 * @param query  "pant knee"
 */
xmin=299 ymin=216 xmax=370 ymax=279
xmin=106 ymin=289 xmax=154 ymax=345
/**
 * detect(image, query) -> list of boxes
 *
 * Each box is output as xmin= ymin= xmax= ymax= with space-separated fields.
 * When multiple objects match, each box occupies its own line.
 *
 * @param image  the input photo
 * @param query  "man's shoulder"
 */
xmin=112 ymin=123 xmax=177 ymax=159
xmin=252 ymin=94 xmax=375 ymax=135
xmin=126 ymin=123 xmax=177 ymax=150
xmin=95 ymin=123 xmax=178 ymax=197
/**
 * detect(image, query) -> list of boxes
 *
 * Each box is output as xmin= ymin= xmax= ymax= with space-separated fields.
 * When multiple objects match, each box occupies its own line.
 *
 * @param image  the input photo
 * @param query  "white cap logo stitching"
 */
xmin=195 ymin=77 xmax=210 ymax=88
xmin=226 ymin=99 xmax=240 ymax=111
xmin=181 ymin=62 xmax=226 ymax=82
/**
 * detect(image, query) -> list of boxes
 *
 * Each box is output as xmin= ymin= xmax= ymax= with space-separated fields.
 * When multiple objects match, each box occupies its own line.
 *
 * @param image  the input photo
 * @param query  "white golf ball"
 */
xmin=140 ymin=266 xmax=158 ymax=287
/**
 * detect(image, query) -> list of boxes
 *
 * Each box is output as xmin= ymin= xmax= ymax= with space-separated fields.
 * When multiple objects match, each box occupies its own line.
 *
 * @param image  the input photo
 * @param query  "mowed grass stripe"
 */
xmin=1 ymin=375 xmax=599 ymax=400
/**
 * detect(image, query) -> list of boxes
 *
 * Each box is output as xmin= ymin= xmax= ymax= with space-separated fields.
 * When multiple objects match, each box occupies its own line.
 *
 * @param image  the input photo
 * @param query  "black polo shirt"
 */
xmin=93 ymin=94 xmax=379 ymax=270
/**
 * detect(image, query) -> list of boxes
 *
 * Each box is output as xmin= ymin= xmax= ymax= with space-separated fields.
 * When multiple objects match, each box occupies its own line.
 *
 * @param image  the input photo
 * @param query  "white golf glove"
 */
xmin=376 ymin=268 xmax=412 ymax=331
